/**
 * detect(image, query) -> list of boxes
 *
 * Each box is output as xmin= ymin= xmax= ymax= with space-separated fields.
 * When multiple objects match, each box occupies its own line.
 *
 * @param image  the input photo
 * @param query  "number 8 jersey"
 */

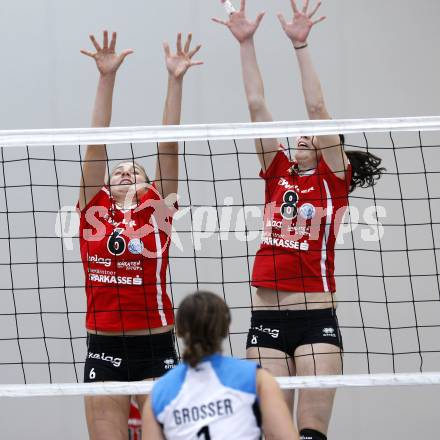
xmin=77 ymin=184 xmax=176 ymax=332
xmin=252 ymin=149 xmax=352 ymax=293
xmin=151 ymin=354 xmax=262 ymax=440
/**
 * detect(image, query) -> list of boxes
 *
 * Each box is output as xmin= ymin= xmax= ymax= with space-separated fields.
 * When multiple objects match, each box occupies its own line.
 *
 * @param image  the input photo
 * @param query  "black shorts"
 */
xmin=246 ymin=309 xmax=343 ymax=356
xmin=84 ymin=331 xmax=178 ymax=383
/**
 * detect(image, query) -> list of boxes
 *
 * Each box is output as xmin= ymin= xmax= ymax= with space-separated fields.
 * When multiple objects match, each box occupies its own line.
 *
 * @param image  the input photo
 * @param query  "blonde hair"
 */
xmin=107 ymin=160 xmax=150 ymax=185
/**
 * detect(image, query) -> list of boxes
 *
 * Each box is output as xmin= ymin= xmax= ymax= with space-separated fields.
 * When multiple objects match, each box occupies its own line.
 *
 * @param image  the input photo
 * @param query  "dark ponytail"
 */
xmin=176 ymin=291 xmax=231 ymax=368
xmin=340 ymin=135 xmax=386 ymax=193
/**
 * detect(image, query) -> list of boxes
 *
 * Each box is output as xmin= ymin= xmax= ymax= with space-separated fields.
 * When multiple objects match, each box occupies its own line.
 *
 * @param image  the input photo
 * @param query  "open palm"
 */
xmin=81 ymin=31 xmax=133 ymax=76
xmin=164 ymin=33 xmax=203 ymax=79
xmin=278 ymin=0 xmax=325 ymax=44
xmin=212 ymin=0 xmax=265 ymax=43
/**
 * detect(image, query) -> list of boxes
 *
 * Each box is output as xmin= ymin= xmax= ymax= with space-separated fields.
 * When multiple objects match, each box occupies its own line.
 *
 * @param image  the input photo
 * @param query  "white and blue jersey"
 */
xmin=151 ymin=353 xmax=262 ymax=440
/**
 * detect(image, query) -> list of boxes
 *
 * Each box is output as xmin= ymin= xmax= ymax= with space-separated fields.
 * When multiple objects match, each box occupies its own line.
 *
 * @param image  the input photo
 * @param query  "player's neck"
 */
xmin=111 ymin=188 xmax=144 ymax=209
xmin=297 ymin=158 xmax=317 ymax=173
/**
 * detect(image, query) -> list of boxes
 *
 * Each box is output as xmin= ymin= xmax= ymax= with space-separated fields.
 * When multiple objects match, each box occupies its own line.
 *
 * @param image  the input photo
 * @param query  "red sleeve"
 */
xmin=139 ymin=183 xmax=161 ymax=203
xmin=259 ymin=149 xmax=292 ymax=180
xmin=259 ymin=150 xmax=292 ymax=197
xmin=139 ymin=183 xmax=179 ymax=212
xmin=136 ymin=183 xmax=179 ymax=227
xmin=76 ymin=188 xmax=110 ymax=215
xmin=76 ymin=188 xmax=111 ymax=239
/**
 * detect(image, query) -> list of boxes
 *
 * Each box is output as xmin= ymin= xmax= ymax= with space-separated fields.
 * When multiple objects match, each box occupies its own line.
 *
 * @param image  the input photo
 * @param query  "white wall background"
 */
xmin=0 ymin=0 xmax=440 ymax=439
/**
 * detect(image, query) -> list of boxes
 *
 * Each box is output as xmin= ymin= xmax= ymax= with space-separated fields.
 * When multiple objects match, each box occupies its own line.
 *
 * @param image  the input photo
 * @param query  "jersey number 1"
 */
xmin=197 ymin=425 xmax=211 ymax=440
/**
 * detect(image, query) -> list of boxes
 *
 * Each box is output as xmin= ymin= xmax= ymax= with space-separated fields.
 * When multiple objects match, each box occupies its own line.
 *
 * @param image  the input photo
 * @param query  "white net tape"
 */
xmin=2 ymin=373 xmax=440 ymax=397
xmin=1 ymin=116 xmax=440 ymax=146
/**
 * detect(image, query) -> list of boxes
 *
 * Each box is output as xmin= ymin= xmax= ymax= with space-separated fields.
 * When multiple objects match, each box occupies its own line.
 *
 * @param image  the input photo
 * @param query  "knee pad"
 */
xmin=300 ymin=428 xmax=327 ymax=440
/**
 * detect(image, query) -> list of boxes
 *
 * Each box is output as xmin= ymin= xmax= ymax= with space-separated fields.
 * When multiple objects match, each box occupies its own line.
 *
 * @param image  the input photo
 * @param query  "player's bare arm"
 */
xmin=79 ymin=31 xmax=133 ymax=210
xmin=155 ymin=33 xmax=203 ymax=200
xmin=213 ymin=0 xmax=279 ymax=171
xmin=278 ymin=0 xmax=349 ymax=177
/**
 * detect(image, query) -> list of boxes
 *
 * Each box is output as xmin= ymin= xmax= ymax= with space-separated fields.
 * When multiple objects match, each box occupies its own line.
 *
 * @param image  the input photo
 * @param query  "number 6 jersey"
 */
xmin=77 ymin=184 xmax=176 ymax=332
xmin=252 ymin=149 xmax=352 ymax=293
xmin=151 ymin=354 xmax=262 ymax=440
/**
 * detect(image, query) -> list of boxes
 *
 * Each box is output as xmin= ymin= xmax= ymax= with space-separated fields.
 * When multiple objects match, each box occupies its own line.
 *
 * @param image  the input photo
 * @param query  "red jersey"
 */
xmin=78 ymin=184 xmax=176 ymax=332
xmin=252 ymin=150 xmax=351 ymax=293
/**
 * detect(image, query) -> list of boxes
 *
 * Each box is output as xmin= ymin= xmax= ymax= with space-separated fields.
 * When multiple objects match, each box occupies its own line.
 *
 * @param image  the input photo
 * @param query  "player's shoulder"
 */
xmin=78 ymin=186 xmax=111 ymax=215
xmin=140 ymin=182 xmax=161 ymax=202
xmin=90 ymin=186 xmax=111 ymax=203
xmin=260 ymin=147 xmax=293 ymax=180
xmin=151 ymin=363 xmax=188 ymax=417
xmin=209 ymin=354 xmax=258 ymax=395
xmin=269 ymin=148 xmax=293 ymax=169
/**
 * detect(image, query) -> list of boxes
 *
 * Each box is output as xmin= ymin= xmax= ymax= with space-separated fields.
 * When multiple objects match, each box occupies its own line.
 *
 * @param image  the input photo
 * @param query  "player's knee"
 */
xmin=299 ymin=428 xmax=327 ymax=440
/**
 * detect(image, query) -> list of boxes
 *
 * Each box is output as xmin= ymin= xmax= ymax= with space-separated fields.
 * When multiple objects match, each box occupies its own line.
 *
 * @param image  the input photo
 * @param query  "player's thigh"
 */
xmin=247 ymin=346 xmax=296 ymax=375
xmin=246 ymin=310 xmax=296 ymax=376
xmin=294 ymin=343 xmax=342 ymax=432
xmin=85 ymin=394 xmax=131 ymax=440
xmin=247 ymin=346 xmax=296 ymax=409
xmin=294 ymin=343 xmax=342 ymax=376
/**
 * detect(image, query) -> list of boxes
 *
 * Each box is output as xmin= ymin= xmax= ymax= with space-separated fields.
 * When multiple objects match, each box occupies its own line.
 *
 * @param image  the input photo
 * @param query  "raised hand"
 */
xmin=80 ymin=30 xmax=133 ymax=76
xmin=212 ymin=0 xmax=265 ymax=43
xmin=277 ymin=0 xmax=325 ymax=45
xmin=163 ymin=33 xmax=203 ymax=79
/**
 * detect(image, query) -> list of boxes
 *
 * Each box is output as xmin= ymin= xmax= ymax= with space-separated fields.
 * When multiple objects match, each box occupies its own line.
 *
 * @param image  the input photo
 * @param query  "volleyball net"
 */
xmin=1 ymin=116 xmax=440 ymax=397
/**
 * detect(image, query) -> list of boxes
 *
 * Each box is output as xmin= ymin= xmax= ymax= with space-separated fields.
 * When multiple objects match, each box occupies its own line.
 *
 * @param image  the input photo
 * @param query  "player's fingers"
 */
xmin=290 ymin=0 xmax=299 ymax=13
xmin=176 ymin=32 xmax=183 ymax=54
xmin=277 ymin=13 xmax=288 ymax=29
xmin=89 ymin=34 xmax=102 ymax=52
xmin=255 ymin=11 xmax=265 ymax=27
xmin=103 ymin=30 xmax=109 ymax=49
xmin=188 ymin=44 xmax=202 ymax=59
xmin=80 ymin=49 xmax=95 ymax=58
xmin=109 ymin=31 xmax=117 ymax=51
xmin=163 ymin=42 xmax=171 ymax=57
xmin=302 ymin=0 xmax=309 ymax=14
xmin=120 ymin=49 xmax=134 ymax=61
xmin=212 ymin=17 xmax=229 ymax=26
xmin=222 ymin=0 xmax=236 ymax=15
xmin=312 ymin=15 xmax=326 ymax=25
xmin=184 ymin=33 xmax=192 ymax=53
xmin=308 ymin=1 xmax=322 ymax=18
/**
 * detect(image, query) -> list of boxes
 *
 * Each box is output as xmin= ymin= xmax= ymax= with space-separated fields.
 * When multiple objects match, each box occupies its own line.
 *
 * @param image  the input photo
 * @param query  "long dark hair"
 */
xmin=176 ymin=291 xmax=231 ymax=368
xmin=340 ymin=135 xmax=386 ymax=193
